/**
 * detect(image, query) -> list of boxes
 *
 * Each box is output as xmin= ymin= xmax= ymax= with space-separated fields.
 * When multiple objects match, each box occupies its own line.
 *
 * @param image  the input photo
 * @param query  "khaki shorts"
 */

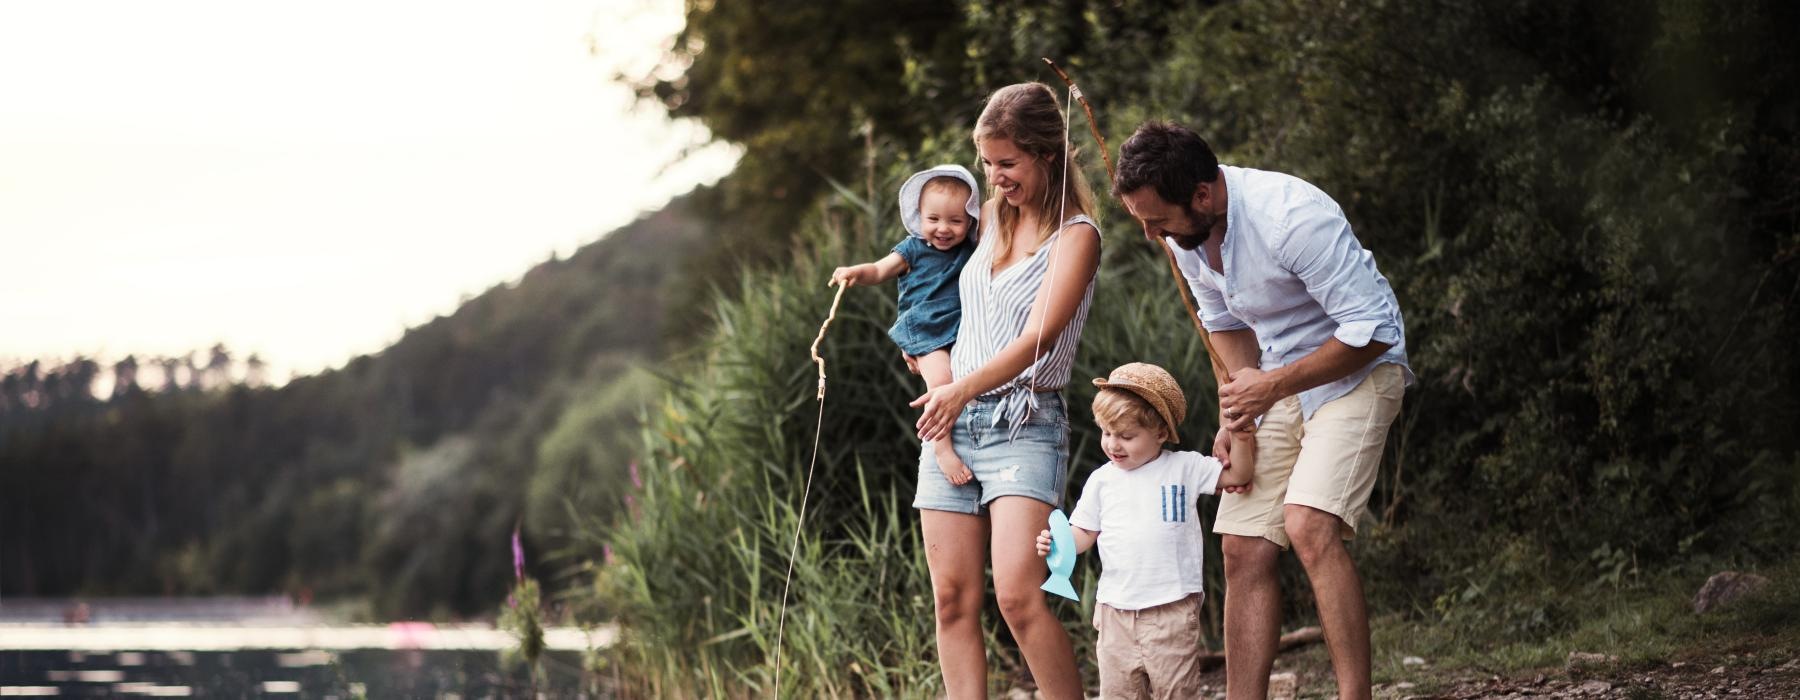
xmin=1092 ymin=594 xmax=1206 ymax=699
xmin=1214 ymin=363 xmax=1405 ymax=549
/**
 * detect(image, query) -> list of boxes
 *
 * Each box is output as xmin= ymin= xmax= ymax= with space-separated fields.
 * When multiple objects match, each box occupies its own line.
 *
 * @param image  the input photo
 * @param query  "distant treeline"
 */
xmin=1 ymin=201 xmax=706 ymax=617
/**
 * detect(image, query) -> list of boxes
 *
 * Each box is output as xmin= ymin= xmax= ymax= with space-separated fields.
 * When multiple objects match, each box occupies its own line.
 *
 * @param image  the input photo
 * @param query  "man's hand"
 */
xmin=1035 ymin=529 xmax=1053 ymax=557
xmin=1219 ymin=367 xmax=1280 ymax=432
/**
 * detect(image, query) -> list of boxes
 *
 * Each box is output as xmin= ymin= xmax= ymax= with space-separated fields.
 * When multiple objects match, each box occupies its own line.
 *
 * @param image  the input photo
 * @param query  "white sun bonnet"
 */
xmin=898 ymin=164 xmax=981 ymax=242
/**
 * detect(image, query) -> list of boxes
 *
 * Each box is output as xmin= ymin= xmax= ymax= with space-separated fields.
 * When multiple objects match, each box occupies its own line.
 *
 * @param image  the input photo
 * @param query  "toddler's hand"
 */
xmin=1035 ymin=529 xmax=1053 ymax=557
xmin=830 ymin=265 xmax=864 ymax=288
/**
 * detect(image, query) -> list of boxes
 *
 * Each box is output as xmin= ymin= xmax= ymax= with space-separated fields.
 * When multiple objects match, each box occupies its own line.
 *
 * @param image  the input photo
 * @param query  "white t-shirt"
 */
xmin=1067 ymin=450 xmax=1224 ymax=610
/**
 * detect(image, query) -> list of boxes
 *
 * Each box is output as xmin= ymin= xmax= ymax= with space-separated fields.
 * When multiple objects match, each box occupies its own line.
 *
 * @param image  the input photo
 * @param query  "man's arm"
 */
xmin=1209 ymin=328 xmax=1260 ymax=379
xmin=1219 ymin=338 xmax=1390 ymax=432
xmin=1208 ymin=328 xmax=1261 ymax=474
xmin=1218 ymin=193 xmax=1401 ymax=431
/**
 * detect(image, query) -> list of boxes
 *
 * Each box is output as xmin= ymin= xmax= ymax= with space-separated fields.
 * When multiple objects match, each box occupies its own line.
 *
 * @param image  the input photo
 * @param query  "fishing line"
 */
xmin=771 ymin=278 xmax=847 ymax=695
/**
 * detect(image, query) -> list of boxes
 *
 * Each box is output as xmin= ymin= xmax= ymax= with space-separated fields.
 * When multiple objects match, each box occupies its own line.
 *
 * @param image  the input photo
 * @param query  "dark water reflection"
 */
xmin=0 ymin=648 xmax=595 ymax=698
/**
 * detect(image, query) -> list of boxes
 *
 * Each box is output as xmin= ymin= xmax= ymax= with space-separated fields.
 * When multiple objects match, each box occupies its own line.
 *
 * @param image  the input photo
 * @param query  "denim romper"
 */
xmin=889 ymin=235 xmax=974 ymax=356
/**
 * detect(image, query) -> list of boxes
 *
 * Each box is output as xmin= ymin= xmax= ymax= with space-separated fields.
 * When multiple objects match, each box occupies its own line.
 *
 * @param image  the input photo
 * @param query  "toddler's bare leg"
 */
xmin=917 ymin=349 xmax=971 ymax=486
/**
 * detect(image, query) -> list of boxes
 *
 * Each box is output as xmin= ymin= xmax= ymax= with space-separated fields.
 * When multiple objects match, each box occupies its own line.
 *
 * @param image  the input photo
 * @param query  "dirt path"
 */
xmin=1175 ymin=651 xmax=1800 ymax=699
xmin=1425 ymin=655 xmax=1800 ymax=700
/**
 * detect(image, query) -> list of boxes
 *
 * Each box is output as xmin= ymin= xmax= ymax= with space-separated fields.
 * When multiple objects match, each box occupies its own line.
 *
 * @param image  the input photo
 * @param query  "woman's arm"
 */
xmin=912 ymin=223 xmax=1100 ymax=441
xmin=831 ymin=252 xmax=909 ymax=287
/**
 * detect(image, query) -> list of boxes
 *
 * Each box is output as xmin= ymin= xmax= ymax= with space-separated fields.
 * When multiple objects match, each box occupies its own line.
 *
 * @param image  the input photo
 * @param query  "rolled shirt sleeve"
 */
xmin=1193 ymin=277 xmax=1251 ymax=333
xmin=1277 ymin=193 xmax=1402 ymax=349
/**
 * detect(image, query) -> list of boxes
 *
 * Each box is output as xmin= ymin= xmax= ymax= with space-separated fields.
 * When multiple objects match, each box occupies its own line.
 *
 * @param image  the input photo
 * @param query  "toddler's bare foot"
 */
xmin=933 ymin=440 xmax=972 ymax=486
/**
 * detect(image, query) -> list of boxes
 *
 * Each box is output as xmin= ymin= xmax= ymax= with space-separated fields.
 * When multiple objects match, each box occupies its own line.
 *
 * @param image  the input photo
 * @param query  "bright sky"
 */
xmin=0 ymin=0 xmax=737 ymax=382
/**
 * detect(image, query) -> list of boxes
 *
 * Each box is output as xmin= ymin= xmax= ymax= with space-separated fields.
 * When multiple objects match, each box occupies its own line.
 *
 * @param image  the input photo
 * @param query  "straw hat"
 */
xmin=1091 ymin=362 xmax=1187 ymax=441
xmin=898 ymin=164 xmax=981 ymax=242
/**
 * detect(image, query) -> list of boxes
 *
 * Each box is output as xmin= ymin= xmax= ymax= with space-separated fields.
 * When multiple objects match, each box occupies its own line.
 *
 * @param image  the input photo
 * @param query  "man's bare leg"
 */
xmin=1222 ymin=533 xmax=1283 ymax=700
xmin=1285 ymin=504 xmax=1371 ymax=700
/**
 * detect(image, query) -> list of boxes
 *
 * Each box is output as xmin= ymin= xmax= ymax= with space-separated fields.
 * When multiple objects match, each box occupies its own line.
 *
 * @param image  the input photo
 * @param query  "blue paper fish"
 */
xmin=1040 ymin=508 xmax=1080 ymax=601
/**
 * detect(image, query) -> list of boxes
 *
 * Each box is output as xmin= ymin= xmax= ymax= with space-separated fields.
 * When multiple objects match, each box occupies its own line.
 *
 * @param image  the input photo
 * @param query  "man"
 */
xmin=1113 ymin=121 xmax=1413 ymax=700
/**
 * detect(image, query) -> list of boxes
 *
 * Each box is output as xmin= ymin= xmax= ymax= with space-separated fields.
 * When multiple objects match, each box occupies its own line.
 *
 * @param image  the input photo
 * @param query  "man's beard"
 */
xmin=1168 ymin=203 xmax=1215 ymax=250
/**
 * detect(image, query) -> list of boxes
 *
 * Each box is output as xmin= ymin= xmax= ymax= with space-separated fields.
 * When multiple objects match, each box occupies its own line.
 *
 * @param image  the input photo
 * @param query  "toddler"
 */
xmin=831 ymin=165 xmax=981 ymax=483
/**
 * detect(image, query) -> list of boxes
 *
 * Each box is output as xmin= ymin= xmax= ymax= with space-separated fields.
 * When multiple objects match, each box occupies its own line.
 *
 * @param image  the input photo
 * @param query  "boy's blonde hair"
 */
xmin=1092 ymin=388 xmax=1166 ymax=437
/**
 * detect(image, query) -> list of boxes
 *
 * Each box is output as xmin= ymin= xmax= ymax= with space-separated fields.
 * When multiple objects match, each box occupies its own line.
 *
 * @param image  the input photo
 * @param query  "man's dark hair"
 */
xmin=1113 ymin=121 xmax=1220 ymax=204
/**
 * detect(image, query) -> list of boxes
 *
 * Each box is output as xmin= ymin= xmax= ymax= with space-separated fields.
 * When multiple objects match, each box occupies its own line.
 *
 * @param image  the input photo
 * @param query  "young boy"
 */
xmin=1036 ymin=362 xmax=1256 ymax=698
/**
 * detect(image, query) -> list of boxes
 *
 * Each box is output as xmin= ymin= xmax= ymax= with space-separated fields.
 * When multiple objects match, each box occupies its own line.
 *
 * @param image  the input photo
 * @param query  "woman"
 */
xmin=909 ymin=82 xmax=1101 ymax=700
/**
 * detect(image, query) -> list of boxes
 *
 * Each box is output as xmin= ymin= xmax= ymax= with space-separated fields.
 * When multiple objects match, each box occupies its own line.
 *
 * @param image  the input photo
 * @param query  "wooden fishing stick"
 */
xmin=772 ymin=278 xmax=848 ymax=695
xmin=1041 ymin=58 xmax=1231 ymax=391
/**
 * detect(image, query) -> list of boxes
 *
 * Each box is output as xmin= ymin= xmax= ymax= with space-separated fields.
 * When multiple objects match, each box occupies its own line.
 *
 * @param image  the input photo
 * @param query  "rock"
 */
xmin=1694 ymin=571 xmax=1771 ymax=614
xmin=1403 ymin=655 xmax=1427 ymax=667
xmin=1577 ymin=680 xmax=1612 ymax=694
xmin=1268 ymin=671 xmax=1299 ymax=700
xmin=1567 ymin=651 xmax=1618 ymax=667
xmin=1712 ymin=666 xmax=1727 ymax=674
xmin=1672 ymin=661 xmax=1689 ymax=669
xmin=1395 ymin=681 xmax=1417 ymax=690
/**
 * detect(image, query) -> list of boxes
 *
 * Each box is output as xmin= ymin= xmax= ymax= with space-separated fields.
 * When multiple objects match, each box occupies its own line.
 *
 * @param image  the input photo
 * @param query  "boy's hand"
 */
xmin=1035 ymin=529 xmax=1053 ymax=557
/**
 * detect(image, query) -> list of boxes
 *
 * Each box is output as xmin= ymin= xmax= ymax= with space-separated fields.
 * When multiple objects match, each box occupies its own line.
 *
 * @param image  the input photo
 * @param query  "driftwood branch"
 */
xmin=1196 ymin=626 xmax=1326 ymax=671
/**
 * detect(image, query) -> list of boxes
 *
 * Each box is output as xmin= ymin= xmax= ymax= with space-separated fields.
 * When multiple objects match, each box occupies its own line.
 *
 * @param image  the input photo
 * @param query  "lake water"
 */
xmin=1 ymin=647 xmax=593 ymax=697
xmin=0 ymin=599 xmax=613 ymax=697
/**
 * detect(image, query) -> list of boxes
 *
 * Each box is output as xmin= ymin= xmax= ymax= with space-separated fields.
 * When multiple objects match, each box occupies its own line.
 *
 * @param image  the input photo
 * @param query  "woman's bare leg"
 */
xmin=923 ymin=509 xmax=991 ymax=698
xmin=988 ymin=496 xmax=1083 ymax=700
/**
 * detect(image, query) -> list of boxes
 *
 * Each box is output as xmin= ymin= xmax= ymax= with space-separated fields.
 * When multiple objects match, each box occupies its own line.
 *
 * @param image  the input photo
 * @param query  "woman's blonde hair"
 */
xmin=973 ymin=82 xmax=1097 ymax=262
xmin=1092 ymin=388 xmax=1165 ymax=437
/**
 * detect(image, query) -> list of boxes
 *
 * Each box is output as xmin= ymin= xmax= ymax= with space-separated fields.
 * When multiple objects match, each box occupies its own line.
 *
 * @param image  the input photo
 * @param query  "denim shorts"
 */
xmin=913 ymin=391 xmax=1071 ymax=514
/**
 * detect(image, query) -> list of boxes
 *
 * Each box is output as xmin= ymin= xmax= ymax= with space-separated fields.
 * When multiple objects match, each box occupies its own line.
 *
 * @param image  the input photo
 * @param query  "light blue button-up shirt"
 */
xmin=1168 ymin=165 xmax=1414 ymax=421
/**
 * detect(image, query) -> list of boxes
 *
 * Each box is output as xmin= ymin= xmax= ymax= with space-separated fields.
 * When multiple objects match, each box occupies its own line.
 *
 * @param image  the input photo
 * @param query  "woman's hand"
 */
xmin=910 ymin=380 xmax=971 ymax=442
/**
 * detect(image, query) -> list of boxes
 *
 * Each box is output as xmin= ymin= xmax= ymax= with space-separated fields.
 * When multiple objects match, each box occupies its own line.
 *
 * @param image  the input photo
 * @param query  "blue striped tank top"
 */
xmin=950 ymin=214 xmax=1099 ymax=437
